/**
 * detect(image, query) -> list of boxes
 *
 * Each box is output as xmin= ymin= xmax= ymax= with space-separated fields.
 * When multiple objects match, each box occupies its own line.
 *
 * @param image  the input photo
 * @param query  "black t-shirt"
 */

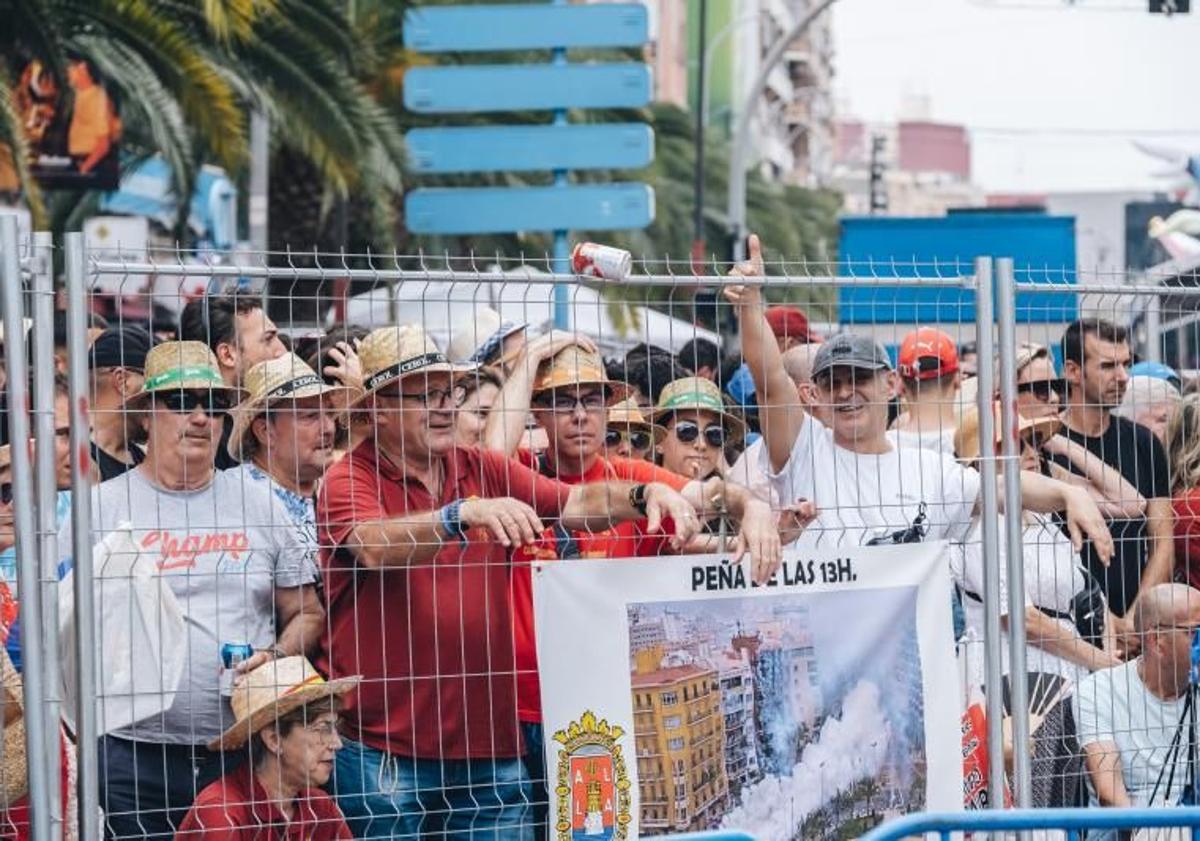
xmin=90 ymin=440 xmax=144 ymax=482
xmin=1049 ymin=415 xmax=1170 ymax=617
xmin=215 ymin=414 xmax=240 ymax=471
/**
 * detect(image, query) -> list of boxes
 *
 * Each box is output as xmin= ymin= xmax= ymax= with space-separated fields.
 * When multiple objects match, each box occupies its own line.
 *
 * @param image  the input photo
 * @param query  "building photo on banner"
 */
xmin=533 ymin=542 xmax=961 ymax=841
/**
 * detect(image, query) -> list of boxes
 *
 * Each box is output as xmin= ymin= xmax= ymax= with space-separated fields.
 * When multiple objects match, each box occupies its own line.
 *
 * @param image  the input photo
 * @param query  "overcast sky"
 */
xmin=832 ymin=0 xmax=1200 ymax=194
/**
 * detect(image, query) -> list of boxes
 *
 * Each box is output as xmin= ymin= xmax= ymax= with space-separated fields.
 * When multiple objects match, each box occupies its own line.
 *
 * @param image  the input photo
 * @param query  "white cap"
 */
xmin=446 ymin=307 xmax=527 ymax=364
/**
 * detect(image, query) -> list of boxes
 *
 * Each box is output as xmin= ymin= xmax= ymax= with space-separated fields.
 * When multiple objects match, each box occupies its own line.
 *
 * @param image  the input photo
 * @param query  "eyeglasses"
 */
xmin=152 ymin=391 xmax=231 ymax=416
xmin=532 ymin=392 xmax=608 ymax=414
xmin=1016 ymin=379 xmax=1065 ymax=401
xmin=304 ymin=717 xmax=342 ymax=740
xmin=0 ymin=484 xmax=11 ymax=506
xmin=606 ymin=428 xmax=652 ymax=451
xmin=1155 ymin=623 xmax=1200 ymax=636
xmin=379 ymin=384 xmax=467 ymax=408
xmin=672 ymin=420 xmax=726 ymax=448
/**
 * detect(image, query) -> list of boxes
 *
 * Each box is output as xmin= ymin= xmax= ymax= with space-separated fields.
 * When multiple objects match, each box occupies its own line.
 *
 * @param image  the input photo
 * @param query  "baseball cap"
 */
xmin=1129 ymin=361 xmax=1181 ymax=390
xmin=89 ymin=324 xmax=156 ymax=371
xmin=897 ymin=327 xmax=958 ymax=380
xmin=764 ymin=306 xmax=821 ymax=344
xmin=810 ymin=332 xmax=893 ymax=380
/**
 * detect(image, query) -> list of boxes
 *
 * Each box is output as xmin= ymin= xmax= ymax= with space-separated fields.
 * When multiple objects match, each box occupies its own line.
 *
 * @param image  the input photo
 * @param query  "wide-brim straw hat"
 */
xmin=226 ymin=353 xmax=353 ymax=461
xmin=355 ymin=325 xmax=477 ymax=405
xmin=955 ymin=401 xmax=1062 ymax=462
xmin=0 ymin=644 xmax=26 ymax=807
xmin=648 ymin=376 xmax=748 ymax=441
xmin=125 ymin=340 xmax=245 ymax=409
xmin=607 ymin=398 xmax=666 ymax=445
xmin=209 ymin=656 xmax=360 ymax=752
xmin=531 ymin=345 xmax=628 ymax=404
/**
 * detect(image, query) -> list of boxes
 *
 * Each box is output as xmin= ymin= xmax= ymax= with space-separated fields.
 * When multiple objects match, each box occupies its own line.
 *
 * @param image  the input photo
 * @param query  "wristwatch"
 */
xmin=629 ymin=484 xmax=649 ymax=516
xmin=440 ymin=498 xmax=469 ymax=540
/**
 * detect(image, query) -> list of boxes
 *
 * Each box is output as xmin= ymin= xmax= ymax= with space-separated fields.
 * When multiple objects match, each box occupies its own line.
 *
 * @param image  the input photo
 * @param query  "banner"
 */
xmin=533 ymin=541 xmax=961 ymax=840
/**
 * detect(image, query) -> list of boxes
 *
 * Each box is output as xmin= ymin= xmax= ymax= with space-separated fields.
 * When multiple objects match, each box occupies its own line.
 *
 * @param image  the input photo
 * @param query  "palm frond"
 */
xmin=0 ymin=72 xmax=46 ymax=226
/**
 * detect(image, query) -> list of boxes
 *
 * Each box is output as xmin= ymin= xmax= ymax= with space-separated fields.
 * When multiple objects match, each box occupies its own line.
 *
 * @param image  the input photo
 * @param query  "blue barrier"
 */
xmin=860 ymin=807 xmax=1200 ymax=841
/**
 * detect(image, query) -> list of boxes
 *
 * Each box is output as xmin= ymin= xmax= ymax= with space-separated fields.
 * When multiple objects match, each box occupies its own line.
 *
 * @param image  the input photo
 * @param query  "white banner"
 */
xmin=533 ymin=541 xmax=962 ymax=841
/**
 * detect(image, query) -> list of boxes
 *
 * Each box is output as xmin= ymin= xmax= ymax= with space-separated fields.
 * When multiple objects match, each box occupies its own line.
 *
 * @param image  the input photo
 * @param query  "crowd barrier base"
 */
xmin=860 ymin=807 xmax=1200 ymax=841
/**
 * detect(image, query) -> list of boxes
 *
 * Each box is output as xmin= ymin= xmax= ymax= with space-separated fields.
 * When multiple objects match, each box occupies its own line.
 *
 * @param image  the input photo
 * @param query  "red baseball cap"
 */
xmin=898 ymin=327 xmax=958 ymax=380
xmin=764 ymin=306 xmax=821 ymax=344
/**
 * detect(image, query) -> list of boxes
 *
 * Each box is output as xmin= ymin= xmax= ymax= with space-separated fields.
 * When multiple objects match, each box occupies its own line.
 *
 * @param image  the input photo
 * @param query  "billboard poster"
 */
xmin=0 ymin=56 xmax=121 ymax=192
xmin=533 ymin=542 xmax=961 ymax=840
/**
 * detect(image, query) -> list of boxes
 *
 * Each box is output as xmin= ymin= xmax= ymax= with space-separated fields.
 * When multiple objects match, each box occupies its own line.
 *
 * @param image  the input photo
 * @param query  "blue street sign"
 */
xmin=404 ymin=64 xmax=652 ymax=114
xmin=406 ymin=184 xmax=655 ymax=235
xmin=406 ymin=124 xmax=654 ymax=174
xmin=404 ymin=3 xmax=648 ymax=52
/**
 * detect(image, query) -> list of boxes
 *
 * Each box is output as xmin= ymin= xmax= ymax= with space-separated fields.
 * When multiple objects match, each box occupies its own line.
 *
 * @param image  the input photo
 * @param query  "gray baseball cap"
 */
xmin=810 ymin=332 xmax=893 ymax=379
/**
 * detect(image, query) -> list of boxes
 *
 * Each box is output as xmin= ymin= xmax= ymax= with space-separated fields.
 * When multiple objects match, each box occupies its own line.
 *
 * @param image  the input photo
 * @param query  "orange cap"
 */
xmin=898 ymin=327 xmax=958 ymax=380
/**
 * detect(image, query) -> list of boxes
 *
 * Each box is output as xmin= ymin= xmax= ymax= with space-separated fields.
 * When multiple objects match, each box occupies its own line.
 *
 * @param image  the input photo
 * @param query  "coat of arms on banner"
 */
xmin=552 ymin=711 xmax=631 ymax=841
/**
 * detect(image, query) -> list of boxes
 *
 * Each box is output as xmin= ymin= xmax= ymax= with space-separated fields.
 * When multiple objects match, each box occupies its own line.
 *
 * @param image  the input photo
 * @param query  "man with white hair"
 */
xmin=1114 ymin=374 xmax=1181 ymax=443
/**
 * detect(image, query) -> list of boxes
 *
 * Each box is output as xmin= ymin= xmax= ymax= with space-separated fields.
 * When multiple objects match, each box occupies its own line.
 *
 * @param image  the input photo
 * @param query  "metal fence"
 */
xmin=0 ymin=215 xmax=1196 ymax=838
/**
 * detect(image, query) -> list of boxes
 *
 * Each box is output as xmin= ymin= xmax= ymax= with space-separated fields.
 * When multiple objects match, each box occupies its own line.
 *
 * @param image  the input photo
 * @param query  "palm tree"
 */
xmin=1 ymin=0 xmax=404 ymax=235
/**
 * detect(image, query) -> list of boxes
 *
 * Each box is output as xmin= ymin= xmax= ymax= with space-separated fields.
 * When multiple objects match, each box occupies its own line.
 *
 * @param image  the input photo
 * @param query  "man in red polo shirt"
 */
xmin=316 ymin=325 xmax=707 ymax=841
xmin=481 ymin=341 xmax=796 ymax=836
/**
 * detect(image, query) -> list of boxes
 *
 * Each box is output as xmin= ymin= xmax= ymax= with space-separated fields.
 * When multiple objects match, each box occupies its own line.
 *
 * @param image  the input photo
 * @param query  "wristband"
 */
xmin=440 ymin=498 xmax=468 ymax=540
xmin=629 ymin=484 xmax=649 ymax=516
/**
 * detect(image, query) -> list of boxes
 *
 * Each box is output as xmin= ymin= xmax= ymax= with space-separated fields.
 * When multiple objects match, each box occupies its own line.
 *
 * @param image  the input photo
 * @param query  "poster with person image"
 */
xmin=533 ymin=542 xmax=961 ymax=841
xmin=0 ymin=55 xmax=121 ymax=192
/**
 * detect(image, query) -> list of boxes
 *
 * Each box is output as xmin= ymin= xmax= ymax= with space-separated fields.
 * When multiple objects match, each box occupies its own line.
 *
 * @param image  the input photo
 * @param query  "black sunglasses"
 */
xmin=0 ymin=483 xmax=11 ymax=506
xmin=152 ymin=390 xmax=232 ymax=416
xmin=1016 ymin=379 xmax=1065 ymax=401
xmin=672 ymin=420 xmax=725 ymax=448
xmin=606 ymin=428 xmax=652 ymax=451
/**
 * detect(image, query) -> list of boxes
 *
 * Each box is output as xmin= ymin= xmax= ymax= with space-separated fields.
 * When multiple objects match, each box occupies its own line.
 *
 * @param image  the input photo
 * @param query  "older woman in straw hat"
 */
xmin=55 ymin=341 xmax=326 ymax=839
xmin=177 ymin=657 xmax=358 ymax=839
xmin=316 ymin=324 xmax=711 ymax=840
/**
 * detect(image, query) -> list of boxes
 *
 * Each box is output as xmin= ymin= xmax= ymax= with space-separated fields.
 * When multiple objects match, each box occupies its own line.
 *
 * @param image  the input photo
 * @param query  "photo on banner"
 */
xmin=533 ymin=542 xmax=961 ymax=841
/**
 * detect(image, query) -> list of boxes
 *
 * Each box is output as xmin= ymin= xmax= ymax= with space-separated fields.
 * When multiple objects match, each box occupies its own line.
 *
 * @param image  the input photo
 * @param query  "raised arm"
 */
xmin=481 ymin=331 xmax=595 ymax=456
xmin=1042 ymin=434 xmax=1147 ymax=519
xmin=723 ymin=235 xmax=805 ymax=473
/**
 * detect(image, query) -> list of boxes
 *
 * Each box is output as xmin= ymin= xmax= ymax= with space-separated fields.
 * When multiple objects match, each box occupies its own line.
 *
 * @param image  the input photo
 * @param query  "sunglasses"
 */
xmin=0 ymin=483 xmax=10 ymax=506
xmin=152 ymin=391 xmax=232 ymax=417
xmin=1016 ymin=379 xmax=1065 ymax=401
xmin=672 ymin=420 xmax=726 ymax=448
xmin=606 ymin=428 xmax=652 ymax=451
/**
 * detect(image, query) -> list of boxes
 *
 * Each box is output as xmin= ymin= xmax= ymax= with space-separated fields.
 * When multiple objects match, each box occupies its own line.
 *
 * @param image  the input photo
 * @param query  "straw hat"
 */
xmin=226 ymin=353 xmax=352 ymax=461
xmin=209 ymin=656 xmax=359 ymax=752
xmin=954 ymin=401 xmax=1062 ymax=462
xmin=649 ymin=376 xmax=748 ymax=441
xmin=607 ymin=399 xmax=666 ymax=445
xmin=0 ymin=645 xmax=26 ymax=807
xmin=125 ymin=341 xmax=245 ymax=408
xmin=446 ymin=308 xmax=527 ymax=365
xmin=356 ymin=325 xmax=477 ymax=403
xmin=531 ymin=346 xmax=628 ymax=404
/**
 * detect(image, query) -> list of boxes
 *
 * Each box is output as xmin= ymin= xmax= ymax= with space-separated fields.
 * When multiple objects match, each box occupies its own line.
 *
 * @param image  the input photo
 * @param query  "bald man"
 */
xmin=729 ymin=343 xmax=824 ymax=506
xmin=1075 ymin=583 xmax=1200 ymax=821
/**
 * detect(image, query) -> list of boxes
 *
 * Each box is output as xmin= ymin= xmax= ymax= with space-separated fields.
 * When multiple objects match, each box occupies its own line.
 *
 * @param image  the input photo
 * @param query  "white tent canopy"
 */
xmin=344 ymin=272 xmax=721 ymax=357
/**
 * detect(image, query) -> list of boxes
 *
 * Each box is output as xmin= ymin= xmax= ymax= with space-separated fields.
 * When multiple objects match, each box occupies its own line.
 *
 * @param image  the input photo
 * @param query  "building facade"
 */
xmin=717 ymin=650 xmax=760 ymax=797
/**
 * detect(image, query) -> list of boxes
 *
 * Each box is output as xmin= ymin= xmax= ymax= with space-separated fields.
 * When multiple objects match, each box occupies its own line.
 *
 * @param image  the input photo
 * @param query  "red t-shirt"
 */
xmin=1175 ymin=488 xmax=1200 ymax=590
xmin=511 ymin=453 xmax=688 ymax=723
xmin=176 ymin=763 xmax=351 ymax=840
xmin=316 ymin=442 xmax=571 ymax=759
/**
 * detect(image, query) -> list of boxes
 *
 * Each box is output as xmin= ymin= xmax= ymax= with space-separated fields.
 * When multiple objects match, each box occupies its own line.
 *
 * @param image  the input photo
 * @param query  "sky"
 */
xmin=831 ymin=0 xmax=1200 ymax=194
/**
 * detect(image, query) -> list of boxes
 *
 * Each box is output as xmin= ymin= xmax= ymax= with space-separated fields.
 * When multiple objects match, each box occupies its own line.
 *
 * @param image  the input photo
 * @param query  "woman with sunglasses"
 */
xmin=1015 ymin=343 xmax=1146 ymax=520
xmin=604 ymin=399 xmax=663 ymax=463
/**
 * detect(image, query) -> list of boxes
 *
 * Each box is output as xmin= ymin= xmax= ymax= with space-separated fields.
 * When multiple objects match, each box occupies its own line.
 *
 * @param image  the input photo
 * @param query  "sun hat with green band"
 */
xmin=125 ymin=340 xmax=246 ymax=408
xmin=649 ymin=376 xmax=747 ymax=440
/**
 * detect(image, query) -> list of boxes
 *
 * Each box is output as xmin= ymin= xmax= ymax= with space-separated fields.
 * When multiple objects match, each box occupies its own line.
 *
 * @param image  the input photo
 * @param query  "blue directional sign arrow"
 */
xmin=404 ymin=64 xmax=652 ymax=114
xmin=405 ymin=184 xmax=655 ymax=235
xmin=404 ymin=3 xmax=648 ymax=52
xmin=406 ymin=124 xmax=654 ymax=174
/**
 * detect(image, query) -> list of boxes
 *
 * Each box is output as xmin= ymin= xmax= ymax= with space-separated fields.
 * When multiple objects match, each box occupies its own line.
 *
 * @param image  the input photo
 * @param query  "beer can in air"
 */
xmin=220 ymin=642 xmax=254 ymax=696
xmin=571 ymin=242 xmax=632 ymax=281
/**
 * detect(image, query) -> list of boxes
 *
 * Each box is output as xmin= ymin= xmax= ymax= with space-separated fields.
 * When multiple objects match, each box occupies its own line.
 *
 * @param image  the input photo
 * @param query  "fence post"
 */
xmin=996 ymin=256 xmax=1032 ymax=805
xmin=0 ymin=215 xmax=51 ymax=841
xmin=64 ymin=231 xmax=99 ymax=840
xmin=29 ymin=230 xmax=62 ymax=833
xmin=973 ymin=256 xmax=1007 ymax=808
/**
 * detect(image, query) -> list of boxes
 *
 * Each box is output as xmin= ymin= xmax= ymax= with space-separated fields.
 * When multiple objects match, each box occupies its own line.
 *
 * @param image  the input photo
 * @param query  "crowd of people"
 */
xmin=0 ymin=231 xmax=1197 ymax=837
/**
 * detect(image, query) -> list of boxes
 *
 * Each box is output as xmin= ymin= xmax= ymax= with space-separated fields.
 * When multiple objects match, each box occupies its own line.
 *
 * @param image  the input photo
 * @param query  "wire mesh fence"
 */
xmin=1 ymin=217 xmax=1198 ymax=839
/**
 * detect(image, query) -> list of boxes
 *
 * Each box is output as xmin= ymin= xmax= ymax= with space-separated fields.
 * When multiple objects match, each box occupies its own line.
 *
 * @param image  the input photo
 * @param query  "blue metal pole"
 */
xmin=552 ymin=0 xmax=570 ymax=330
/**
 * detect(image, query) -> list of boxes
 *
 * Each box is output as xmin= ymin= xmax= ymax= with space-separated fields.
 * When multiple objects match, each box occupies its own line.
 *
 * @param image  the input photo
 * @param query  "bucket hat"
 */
xmin=208 ymin=656 xmax=360 ymax=752
xmin=649 ymin=376 xmax=747 ymax=441
xmin=607 ymin=398 xmax=666 ymax=445
xmin=356 ymin=325 xmax=477 ymax=404
xmin=531 ymin=346 xmax=628 ymax=404
xmin=125 ymin=341 xmax=245 ymax=409
xmin=226 ymin=353 xmax=352 ymax=461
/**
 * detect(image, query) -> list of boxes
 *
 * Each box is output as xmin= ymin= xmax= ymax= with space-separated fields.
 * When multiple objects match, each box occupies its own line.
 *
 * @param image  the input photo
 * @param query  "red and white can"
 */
xmin=571 ymin=242 xmax=632 ymax=281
